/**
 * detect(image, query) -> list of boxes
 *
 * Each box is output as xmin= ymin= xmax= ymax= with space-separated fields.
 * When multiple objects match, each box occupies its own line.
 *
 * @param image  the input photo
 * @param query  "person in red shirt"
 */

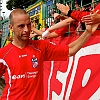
xmin=56 ymin=2 xmax=100 ymax=35
xmin=41 ymin=13 xmax=78 ymax=39
xmin=30 ymin=13 xmax=70 ymax=39
xmin=52 ymin=13 xmax=78 ymax=37
xmin=0 ymin=8 xmax=98 ymax=100
xmin=46 ymin=13 xmax=70 ymax=38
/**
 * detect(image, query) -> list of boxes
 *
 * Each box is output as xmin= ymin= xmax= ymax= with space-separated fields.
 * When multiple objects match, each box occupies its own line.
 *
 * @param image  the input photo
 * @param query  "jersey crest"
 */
xmin=32 ymin=58 xmax=38 ymax=68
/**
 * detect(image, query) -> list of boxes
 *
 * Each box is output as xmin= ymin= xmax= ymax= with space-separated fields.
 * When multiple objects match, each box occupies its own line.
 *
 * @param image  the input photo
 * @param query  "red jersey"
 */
xmin=0 ymin=39 xmax=68 ymax=100
xmin=55 ymin=26 xmax=68 ymax=36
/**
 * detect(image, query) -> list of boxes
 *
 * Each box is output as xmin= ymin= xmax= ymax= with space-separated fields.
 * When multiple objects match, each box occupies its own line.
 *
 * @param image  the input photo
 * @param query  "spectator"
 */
xmin=31 ymin=13 xmax=70 ymax=39
xmin=56 ymin=2 xmax=100 ymax=35
xmin=56 ymin=2 xmax=100 ymax=23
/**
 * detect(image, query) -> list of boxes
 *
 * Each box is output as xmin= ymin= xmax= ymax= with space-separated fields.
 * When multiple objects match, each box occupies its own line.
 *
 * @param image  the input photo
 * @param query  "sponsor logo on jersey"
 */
xmin=12 ymin=71 xmax=38 ymax=79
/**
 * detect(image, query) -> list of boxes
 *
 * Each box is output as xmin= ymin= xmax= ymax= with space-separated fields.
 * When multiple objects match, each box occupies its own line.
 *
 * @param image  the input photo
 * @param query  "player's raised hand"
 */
xmin=82 ymin=10 xmax=100 ymax=25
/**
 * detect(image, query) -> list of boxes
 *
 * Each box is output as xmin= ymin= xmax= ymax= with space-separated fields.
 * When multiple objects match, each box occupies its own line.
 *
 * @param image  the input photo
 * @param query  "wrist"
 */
xmin=42 ymin=30 xmax=50 ymax=38
xmin=47 ymin=28 xmax=53 ymax=33
xmin=47 ymin=28 xmax=50 ymax=32
xmin=85 ymin=29 xmax=92 ymax=35
xmin=66 ymin=10 xmax=72 ymax=17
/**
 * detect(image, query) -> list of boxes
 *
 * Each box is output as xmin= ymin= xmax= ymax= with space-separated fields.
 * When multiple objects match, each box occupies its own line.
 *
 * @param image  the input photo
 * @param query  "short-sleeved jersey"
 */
xmin=0 ymin=39 xmax=69 ymax=100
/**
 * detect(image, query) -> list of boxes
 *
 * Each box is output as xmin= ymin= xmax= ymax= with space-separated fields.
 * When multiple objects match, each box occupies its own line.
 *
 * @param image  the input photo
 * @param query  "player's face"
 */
xmin=9 ymin=14 xmax=31 ymax=41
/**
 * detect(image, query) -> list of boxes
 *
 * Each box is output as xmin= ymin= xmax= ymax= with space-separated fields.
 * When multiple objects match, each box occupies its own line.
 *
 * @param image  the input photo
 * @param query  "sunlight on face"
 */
xmin=11 ymin=14 xmax=31 ymax=41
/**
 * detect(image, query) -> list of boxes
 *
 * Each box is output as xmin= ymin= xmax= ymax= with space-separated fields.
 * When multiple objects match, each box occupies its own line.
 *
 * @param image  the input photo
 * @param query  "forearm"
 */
xmin=68 ymin=30 xmax=91 ymax=56
xmin=47 ymin=32 xmax=59 ymax=39
xmin=32 ymin=27 xmax=43 ymax=35
xmin=47 ymin=21 xmax=67 ymax=32
xmin=47 ymin=17 xmax=74 ymax=32
xmin=42 ymin=17 xmax=74 ymax=38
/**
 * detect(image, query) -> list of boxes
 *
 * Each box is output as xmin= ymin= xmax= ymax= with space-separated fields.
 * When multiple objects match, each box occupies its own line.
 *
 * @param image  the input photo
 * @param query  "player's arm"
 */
xmin=68 ymin=23 xmax=99 ymax=56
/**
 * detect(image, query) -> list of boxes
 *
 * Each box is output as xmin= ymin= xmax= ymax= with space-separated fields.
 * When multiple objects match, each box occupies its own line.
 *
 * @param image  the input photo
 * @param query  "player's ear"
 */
xmin=9 ymin=24 xmax=14 ymax=32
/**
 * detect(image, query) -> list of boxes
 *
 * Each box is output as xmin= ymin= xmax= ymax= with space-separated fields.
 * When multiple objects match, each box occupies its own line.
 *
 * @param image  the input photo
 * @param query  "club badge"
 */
xmin=32 ymin=58 xmax=38 ymax=68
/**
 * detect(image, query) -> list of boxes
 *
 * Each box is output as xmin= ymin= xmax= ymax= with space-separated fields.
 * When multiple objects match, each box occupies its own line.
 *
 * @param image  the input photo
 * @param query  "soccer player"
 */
xmin=0 ymin=8 xmax=98 ymax=100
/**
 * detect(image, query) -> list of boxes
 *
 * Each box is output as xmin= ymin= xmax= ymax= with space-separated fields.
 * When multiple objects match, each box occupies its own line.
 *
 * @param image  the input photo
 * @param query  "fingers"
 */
xmin=66 ymin=3 xmax=69 ymax=7
xmin=95 ymin=9 xmax=99 ymax=13
xmin=56 ymin=3 xmax=70 ymax=15
xmin=85 ymin=21 xmax=94 ymax=25
xmin=82 ymin=10 xmax=99 ymax=25
xmin=82 ymin=13 xmax=93 ymax=21
xmin=82 ymin=15 xmax=91 ymax=20
xmin=56 ymin=3 xmax=61 ymax=8
xmin=82 ymin=9 xmax=99 ymax=20
xmin=90 ymin=9 xmax=99 ymax=15
xmin=56 ymin=3 xmax=63 ymax=10
xmin=82 ymin=16 xmax=93 ymax=25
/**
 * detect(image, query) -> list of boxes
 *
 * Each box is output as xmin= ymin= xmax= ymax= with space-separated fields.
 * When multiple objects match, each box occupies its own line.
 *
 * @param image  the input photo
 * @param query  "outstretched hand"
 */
xmin=82 ymin=10 xmax=100 ymax=25
xmin=56 ymin=3 xmax=70 ymax=15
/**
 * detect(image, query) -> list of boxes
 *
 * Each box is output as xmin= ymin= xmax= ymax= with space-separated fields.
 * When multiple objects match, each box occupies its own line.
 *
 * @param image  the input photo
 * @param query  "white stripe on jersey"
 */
xmin=0 ymin=59 xmax=11 ymax=100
